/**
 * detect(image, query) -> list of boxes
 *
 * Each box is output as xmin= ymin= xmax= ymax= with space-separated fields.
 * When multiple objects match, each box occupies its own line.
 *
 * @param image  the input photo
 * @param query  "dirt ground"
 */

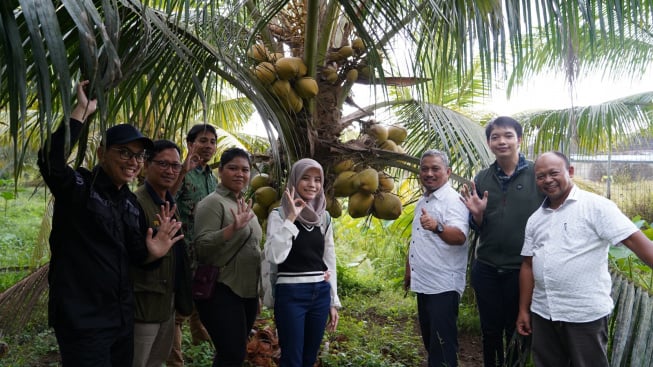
xmin=458 ymin=331 xmax=483 ymax=366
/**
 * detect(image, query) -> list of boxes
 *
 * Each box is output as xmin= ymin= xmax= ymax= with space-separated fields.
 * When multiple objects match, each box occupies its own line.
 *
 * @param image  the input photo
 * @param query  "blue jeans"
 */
xmin=417 ymin=291 xmax=460 ymax=367
xmin=274 ymin=281 xmax=331 ymax=367
xmin=471 ymin=260 xmax=523 ymax=367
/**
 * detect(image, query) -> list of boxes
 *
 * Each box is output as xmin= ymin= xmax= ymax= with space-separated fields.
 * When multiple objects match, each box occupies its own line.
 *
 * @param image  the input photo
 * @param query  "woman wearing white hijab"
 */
xmin=264 ymin=158 xmax=341 ymax=367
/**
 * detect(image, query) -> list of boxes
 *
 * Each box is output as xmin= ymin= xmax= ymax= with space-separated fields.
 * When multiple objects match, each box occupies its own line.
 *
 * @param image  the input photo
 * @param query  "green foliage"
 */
xmin=609 ymin=215 xmax=653 ymax=291
xmin=0 ymin=188 xmax=48 ymax=292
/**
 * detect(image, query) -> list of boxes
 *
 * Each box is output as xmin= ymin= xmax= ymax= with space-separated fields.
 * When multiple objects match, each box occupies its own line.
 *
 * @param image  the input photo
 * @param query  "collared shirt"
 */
xmin=409 ymin=182 xmax=470 ymax=295
xmin=194 ymin=184 xmax=262 ymax=298
xmin=522 ymin=186 xmax=638 ymax=322
xmin=175 ymin=165 xmax=217 ymax=243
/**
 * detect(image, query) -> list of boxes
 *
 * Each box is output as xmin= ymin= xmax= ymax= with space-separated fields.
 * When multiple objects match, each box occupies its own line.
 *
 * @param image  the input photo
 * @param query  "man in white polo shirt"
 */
xmin=405 ymin=149 xmax=469 ymax=367
xmin=516 ymin=151 xmax=653 ymax=366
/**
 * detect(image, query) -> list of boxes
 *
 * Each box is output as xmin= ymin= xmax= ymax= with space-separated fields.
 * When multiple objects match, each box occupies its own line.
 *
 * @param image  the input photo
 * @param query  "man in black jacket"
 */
xmin=38 ymin=81 xmax=183 ymax=367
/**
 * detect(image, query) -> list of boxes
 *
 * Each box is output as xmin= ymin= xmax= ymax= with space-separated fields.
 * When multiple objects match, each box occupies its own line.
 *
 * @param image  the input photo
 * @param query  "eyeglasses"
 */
xmin=151 ymin=160 xmax=183 ymax=172
xmin=111 ymin=147 xmax=147 ymax=162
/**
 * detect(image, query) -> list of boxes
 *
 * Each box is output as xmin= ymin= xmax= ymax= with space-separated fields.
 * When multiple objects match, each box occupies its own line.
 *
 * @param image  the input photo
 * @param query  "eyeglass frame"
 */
xmin=110 ymin=147 xmax=148 ymax=162
xmin=150 ymin=159 xmax=183 ymax=172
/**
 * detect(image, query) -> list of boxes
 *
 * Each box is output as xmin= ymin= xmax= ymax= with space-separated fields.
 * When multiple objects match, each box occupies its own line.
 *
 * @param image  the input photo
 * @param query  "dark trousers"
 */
xmin=531 ymin=313 xmax=608 ymax=367
xmin=471 ymin=260 xmax=523 ymax=367
xmin=54 ymin=324 xmax=133 ymax=367
xmin=274 ymin=281 xmax=331 ymax=367
xmin=195 ymin=283 xmax=258 ymax=367
xmin=417 ymin=291 xmax=460 ymax=367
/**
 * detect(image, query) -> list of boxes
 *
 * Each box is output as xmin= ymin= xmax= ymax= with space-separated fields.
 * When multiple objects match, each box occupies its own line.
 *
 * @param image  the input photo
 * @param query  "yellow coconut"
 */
xmin=254 ymin=186 xmax=278 ymax=208
xmin=378 ymin=172 xmax=394 ymax=192
xmin=270 ymin=79 xmax=292 ymax=99
xmin=253 ymin=203 xmax=268 ymax=222
xmin=338 ymin=45 xmax=354 ymax=59
xmin=353 ymin=168 xmax=379 ymax=194
xmin=253 ymin=62 xmax=276 ymax=85
xmin=287 ymin=88 xmax=304 ymax=113
xmin=250 ymin=173 xmax=270 ymax=191
xmin=333 ymin=171 xmax=359 ymax=197
xmin=294 ymin=77 xmax=319 ymax=98
xmin=247 ymin=44 xmax=269 ymax=62
xmin=346 ymin=69 xmax=359 ymax=83
xmin=333 ymin=159 xmax=355 ymax=174
xmin=352 ymin=38 xmax=365 ymax=52
xmin=379 ymin=139 xmax=398 ymax=152
xmin=367 ymin=124 xmax=388 ymax=143
xmin=269 ymin=52 xmax=285 ymax=62
xmin=358 ymin=66 xmax=371 ymax=79
xmin=326 ymin=196 xmax=342 ymax=218
xmin=275 ymin=57 xmax=307 ymax=80
xmin=387 ymin=125 xmax=408 ymax=145
xmin=372 ymin=192 xmax=402 ymax=220
xmin=348 ymin=192 xmax=374 ymax=218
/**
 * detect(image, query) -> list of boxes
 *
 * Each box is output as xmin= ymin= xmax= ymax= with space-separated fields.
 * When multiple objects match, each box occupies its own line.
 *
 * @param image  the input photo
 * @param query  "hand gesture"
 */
xmin=419 ymin=208 xmax=438 ymax=232
xmin=230 ymin=198 xmax=255 ymax=231
xmin=72 ymin=80 xmax=98 ymax=121
xmin=327 ymin=306 xmax=339 ymax=332
xmin=460 ymin=181 xmax=488 ymax=218
xmin=146 ymin=202 xmax=184 ymax=260
xmin=283 ymin=186 xmax=306 ymax=223
xmin=182 ymin=144 xmax=202 ymax=172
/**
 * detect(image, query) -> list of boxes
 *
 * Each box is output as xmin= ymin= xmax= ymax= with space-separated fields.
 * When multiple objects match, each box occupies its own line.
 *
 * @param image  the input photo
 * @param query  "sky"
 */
xmin=483 ymin=69 xmax=653 ymax=116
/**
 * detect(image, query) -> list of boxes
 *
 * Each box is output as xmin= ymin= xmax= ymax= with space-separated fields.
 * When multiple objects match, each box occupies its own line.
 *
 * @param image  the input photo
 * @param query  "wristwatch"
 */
xmin=435 ymin=222 xmax=444 ymax=234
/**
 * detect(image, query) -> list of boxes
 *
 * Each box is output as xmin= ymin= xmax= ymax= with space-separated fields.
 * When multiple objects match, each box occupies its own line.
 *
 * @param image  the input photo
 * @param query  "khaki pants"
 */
xmin=133 ymin=313 xmax=175 ymax=367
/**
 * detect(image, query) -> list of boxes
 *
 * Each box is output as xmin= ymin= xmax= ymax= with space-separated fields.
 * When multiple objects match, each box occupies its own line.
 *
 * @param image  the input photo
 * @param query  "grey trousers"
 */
xmin=531 ymin=312 xmax=608 ymax=367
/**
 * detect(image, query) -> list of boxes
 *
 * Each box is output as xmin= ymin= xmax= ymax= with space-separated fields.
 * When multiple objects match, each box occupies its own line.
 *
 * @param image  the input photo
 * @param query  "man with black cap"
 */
xmin=38 ymin=81 xmax=184 ymax=367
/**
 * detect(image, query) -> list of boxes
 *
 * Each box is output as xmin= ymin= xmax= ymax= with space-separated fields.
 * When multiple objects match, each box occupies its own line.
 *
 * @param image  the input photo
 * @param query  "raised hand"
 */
xmin=146 ymin=202 xmax=184 ymax=261
xmin=460 ymin=181 xmax=488 ymax=223
xmin=182 ymin=144 xmax=202 ymax=172
xmin=284 ymin=186 xmax=306 ymax=223
xmin=230 ymin=197 xmax=255 ymax=231
xmin=72 ymin=80 xmax=98 ymax=121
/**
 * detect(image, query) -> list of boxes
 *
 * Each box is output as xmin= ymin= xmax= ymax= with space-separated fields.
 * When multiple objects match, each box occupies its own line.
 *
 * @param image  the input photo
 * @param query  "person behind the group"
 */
xmin=38 ymin=81 xmax=183 ymax=366
xmin=516 ymin=151 xmax=653 ymax=366
xmin=193 ymin=147 xmax=262 ymax=367
xmin=131 ymin=140 xmax=193 ymax=367
xmin=460 ymin=116 xmax=544 ymax=366
xmin=264 ymin=158 xmax=340 ymax=367
xmin=404 ymin=150 xmax=470 ymax=367
xmin=167 ymin=124 xmax=217 ymax=365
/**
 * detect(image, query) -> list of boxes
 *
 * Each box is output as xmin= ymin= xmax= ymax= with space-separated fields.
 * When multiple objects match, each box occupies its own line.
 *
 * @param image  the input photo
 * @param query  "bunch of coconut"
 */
xmin=248 ymin=44 xmax=319 ymax=113
xmin=365 ymin=123 xmax=408 ymax=154
xmin=250 ymin=173 xmax=280 ymax=223
xmin=331 ymin=162 xmax=402 ymax=220
xmin=320 ymin=37 xmax=370 ymax=86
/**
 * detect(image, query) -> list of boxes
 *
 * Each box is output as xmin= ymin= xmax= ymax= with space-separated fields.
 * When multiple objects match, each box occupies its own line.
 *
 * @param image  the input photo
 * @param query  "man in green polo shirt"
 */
xmin=167 ymin=124 xmax=218 ymax=366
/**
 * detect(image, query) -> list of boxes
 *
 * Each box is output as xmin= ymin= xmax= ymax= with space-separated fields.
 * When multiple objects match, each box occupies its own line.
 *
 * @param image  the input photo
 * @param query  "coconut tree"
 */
xmin=2 ymin=0 xmax=653 ymax=335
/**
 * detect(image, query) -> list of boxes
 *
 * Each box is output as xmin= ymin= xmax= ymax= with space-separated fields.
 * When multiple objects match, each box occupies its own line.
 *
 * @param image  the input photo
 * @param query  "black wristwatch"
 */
xmin=435 ymin=222 xmax=444 ymax=234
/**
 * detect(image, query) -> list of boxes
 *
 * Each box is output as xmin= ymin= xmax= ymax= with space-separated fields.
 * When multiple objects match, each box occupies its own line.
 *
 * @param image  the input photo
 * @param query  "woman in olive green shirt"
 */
xmin=193 ymin=147 xmax=262 ymax=367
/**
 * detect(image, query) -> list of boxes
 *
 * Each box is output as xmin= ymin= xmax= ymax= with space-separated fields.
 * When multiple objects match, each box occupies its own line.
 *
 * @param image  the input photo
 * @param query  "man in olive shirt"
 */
xmin=167 ymin=124 xmax=218 ymax=365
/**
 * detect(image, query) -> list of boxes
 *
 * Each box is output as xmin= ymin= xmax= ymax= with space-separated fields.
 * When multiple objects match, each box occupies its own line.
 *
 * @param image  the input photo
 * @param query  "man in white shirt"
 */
xmin=404 ymin=149 xmax=469 ymax=367
xmin=516 ymin=151 xmax=653 ymax=366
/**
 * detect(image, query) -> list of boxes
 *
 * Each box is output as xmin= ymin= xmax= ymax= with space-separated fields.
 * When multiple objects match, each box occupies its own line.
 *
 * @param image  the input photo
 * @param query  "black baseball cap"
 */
xmin=103 ymin=124 xmax=153 ymax=150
